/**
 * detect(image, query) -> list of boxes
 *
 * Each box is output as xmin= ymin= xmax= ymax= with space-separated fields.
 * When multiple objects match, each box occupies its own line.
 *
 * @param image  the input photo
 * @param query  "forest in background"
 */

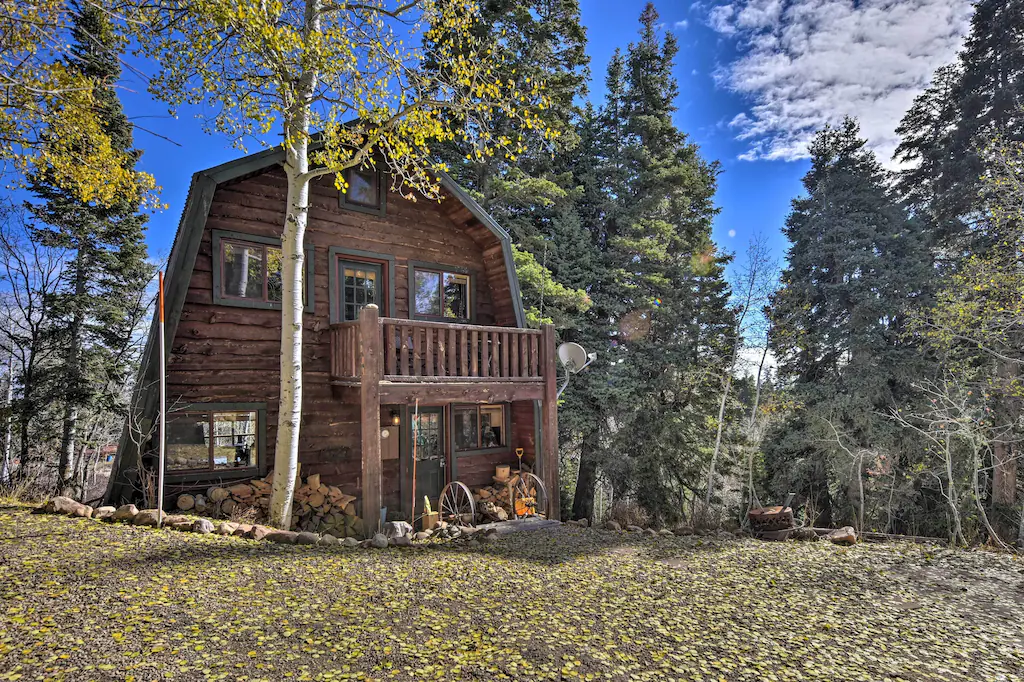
xmin=1 ymin=0 xmax=1022 ymax=546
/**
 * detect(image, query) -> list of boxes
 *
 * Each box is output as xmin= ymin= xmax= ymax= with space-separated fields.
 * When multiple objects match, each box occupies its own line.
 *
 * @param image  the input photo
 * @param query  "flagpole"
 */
xmin=156 ymin=271 xmax=166 ymax=528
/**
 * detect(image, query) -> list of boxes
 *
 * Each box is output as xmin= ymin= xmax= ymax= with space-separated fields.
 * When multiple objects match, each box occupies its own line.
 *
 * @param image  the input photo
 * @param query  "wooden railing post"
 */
xmin=540 ymin=323 xmax=560 ymax=521
xmin=359 ymin=304 xmax=382 ymax=536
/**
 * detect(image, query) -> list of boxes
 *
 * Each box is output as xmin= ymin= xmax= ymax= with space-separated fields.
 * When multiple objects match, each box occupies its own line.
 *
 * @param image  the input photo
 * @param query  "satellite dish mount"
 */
xmin=556 ymin=342 xmax=596 ymax=398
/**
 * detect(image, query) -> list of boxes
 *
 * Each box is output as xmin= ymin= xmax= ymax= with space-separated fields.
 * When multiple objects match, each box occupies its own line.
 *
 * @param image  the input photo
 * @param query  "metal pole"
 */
xmin=1 ymin=355 xmax=11 ymax=484
xmin=156 ymin=272 xmax=166 ymax=527
xmin=410 ymin=399 xmax=419 ymax=524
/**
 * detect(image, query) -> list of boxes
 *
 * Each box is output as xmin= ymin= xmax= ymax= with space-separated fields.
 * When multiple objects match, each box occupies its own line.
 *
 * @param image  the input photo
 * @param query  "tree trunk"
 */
xmin=0 ymin=355 xmax=12 ymax=484
xmin=268 ymin=3 xmax=320 ymax=527
xmin=571 ymin=430 xmax=600 ymax=521
xmin=57 ymin=253 xmax=86 ymax=497
xmin=704 ymin=373 xmax=733 ymax=508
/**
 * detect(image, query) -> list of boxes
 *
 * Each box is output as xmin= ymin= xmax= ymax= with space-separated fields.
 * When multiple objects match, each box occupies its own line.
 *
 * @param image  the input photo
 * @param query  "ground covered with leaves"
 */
xmin=1 ymin=506 xmax=1023 ymax=682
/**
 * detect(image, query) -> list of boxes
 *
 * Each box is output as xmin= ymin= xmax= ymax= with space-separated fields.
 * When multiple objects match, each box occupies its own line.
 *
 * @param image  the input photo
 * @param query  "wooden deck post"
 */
xmin=540 ymin=323 xmax=560 ymax=521
xmin=360 ymin=304 xmax=382 ymax=536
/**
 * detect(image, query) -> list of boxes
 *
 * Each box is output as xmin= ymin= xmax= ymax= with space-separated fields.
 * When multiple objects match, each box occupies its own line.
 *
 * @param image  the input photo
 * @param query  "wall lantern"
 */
xmin=390 ymin=409 xmax=401 ymax=426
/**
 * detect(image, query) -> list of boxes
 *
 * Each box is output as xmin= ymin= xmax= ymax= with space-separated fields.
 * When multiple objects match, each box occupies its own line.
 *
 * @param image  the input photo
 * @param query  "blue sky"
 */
xmin=119 ymin=0 xmax=975 ymax=274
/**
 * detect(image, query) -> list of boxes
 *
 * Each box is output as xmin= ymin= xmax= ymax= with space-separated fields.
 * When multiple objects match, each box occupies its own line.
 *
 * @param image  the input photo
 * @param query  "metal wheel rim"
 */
xmin=438 ymin=481 xmax=476 ymax=527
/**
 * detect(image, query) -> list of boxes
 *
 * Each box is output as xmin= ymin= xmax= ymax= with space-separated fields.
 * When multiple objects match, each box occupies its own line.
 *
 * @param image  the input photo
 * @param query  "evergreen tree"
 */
xmin=895 ymin=0 xmax=1024 ymax=241
xmin=569 ymin=5 xmax=734 ymax=525
xmin=767 ymin=119 xmax=935 ymax=528
xmin=26 ymin=2 xmax=152 ymax=497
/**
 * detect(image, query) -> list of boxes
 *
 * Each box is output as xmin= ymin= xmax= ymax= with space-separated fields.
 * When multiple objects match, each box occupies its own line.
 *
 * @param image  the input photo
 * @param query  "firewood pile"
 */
xmin=175 ymin=472 xmax=365 ymax=537
xmin=471 ymin=465 xmax=533 ymax=523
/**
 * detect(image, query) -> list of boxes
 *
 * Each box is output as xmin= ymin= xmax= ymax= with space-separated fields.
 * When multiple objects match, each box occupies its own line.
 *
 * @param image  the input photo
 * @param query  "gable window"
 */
xmin=412 ymin=263 xmax=471 ymax=320
xmin=166 ymin=408 xmax=262 ymax=473
xmin=340 ymin=166 xmax=386 ymax=216
xmin=212 ymin=230 xmax=314 ymax=312
xmin=453 ymin=404 xmax=507 ymax=452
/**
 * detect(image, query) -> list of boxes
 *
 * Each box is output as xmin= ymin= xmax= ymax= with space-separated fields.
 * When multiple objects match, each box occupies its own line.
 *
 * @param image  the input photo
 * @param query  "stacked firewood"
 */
xmin=472 ymin=466 xmax=529 ymax=522
xmin=175 ymin=472 xmax=365 ymax=537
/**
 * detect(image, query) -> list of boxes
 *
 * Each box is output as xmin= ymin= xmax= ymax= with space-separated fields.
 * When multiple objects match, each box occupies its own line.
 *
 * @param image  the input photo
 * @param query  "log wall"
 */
xmin=167 ymin=166 xmax=524 ymax=501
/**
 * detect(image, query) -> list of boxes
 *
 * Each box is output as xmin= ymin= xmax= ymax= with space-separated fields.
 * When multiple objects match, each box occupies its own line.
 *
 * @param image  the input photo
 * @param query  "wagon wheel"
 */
xmin=510 ymin=472 xmax=548 ymax=520
xmin=438 ymin=481 xmax=476 ymax=527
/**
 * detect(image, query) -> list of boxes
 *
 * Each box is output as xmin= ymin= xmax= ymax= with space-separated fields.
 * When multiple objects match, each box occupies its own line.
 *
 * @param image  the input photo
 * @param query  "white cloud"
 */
xmin=675 ymin=19 xmax=690 ymax=30
xmin=728 ymin=229 xmax=737 ymax=237
xmin=709 ymin=0 xmax=974 ymax=164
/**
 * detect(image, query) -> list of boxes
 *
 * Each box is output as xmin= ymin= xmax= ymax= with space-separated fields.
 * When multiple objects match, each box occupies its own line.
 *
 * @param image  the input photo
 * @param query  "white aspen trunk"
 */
xmin=268 ymin=140 xmax=310 ymax=529
xmin=268 ymin=0 xmax=321 ymax=529
xmin=704 ymin=372 xmax=733 ymax=509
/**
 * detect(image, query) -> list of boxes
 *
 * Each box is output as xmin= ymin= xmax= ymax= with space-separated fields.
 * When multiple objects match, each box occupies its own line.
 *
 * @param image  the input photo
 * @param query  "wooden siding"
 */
xmin=166 ymin=166 xmax=522 ymax=501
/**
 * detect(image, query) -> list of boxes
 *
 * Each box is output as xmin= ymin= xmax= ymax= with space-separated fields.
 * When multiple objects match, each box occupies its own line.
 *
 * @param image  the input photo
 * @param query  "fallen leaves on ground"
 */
xmin=1 ymin=506 xmax=1022 ymax=681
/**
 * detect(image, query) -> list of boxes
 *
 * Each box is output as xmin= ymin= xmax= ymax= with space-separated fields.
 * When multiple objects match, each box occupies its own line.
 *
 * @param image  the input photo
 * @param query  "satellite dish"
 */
xmin=558 ymin=342 xmax=589 ymax=373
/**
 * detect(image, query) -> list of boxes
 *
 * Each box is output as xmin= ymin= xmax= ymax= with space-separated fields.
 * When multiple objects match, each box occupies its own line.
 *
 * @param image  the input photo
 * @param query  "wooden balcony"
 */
xmin=329 ymin=306 xmax=554 ymax=404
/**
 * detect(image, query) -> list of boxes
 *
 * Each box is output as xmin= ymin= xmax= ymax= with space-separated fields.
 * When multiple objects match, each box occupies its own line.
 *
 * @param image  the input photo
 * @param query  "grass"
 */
xmin=1 ymin=505 xmax=1023 ymax=682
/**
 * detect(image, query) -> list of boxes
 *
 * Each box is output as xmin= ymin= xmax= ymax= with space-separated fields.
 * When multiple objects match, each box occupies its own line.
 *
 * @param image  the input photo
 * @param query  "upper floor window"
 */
xmin=412 ymin=263 xmax=471 ymax=320
xmin=212 ymin=230 xmax=314 ymax=312
xmin=340 ymin=166 xmax=386 ymax=216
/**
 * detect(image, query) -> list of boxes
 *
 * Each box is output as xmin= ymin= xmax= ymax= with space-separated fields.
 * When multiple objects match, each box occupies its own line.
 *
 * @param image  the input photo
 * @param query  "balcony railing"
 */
xmin=330 ymin=315 xmax=547 ymax=383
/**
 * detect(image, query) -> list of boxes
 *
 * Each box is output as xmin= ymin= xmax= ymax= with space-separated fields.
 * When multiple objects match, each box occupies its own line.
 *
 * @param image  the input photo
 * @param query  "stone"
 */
xmin=645 ymin=528 xmax=658 ymax=537
xmin=132 ymin=509 xmax=165 ymax=527
xmin=468 ymin=539 xmax=480 ymax=548
xmin=216 ymin=522 xmax=239 ymax=535
xmin=383 ymin=520 xmax=414 ymax=539
xmin=44 ymin=496 xmax=87 ymax=516
xmin=413 ymin=531 xmax=432 ymax=541
xmin=266 ymin=530 xmax=299 ymax=544
xmin=673 ymin=526 xmax=694 ymax=536
xmin=112 ymin=504 xmax=139 ymax=522
xmin=247 ymin=525 xmax=271 ymax=541
xmin=164 ymin=514 xmax=192 ymax=525
xmin=576 ymin=517 xmax=589 ymax=528
xmin=166 ymin=520 xmax=194 ymax=531
xmin=192 ymin=518 xmax=215 ymax=534
xmin=828 ymin=526 xmax=857 ymax=546
xmin=318 ymin=534 xmax=339 ymax=546
xmin=792 ymin=527 xmax=818 ymax=541
xmin=604 ymin=520 xmax=622 ymax=531
xmin=391 ymin=536 xmax=413 ymax=547
xmin=92 ymin=506 xmax=116 ymax=521
xmin=341 ymin=537 xmax=360 ymax=547
xmin=295 ymin=532 xmax=320 ymax=545
xmin=77 ymin=505 xmax=94 ymax=518
xmin=370 ymin=533 xmax=388 ymax=549
xmin=717 ymin=531 xmax=733 ymax=541
xmin=659 ymin=529 xmax=674 ymax=536
xmin=626 ymin=525 xmax=644 ymax=533
xmin=478 ymin=533 xmax=497 ymax=544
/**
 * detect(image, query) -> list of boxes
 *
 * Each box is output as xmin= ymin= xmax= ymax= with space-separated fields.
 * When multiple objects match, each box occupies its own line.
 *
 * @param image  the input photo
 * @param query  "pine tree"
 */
xmin=569 ymin=5 xmax=734 ymax=525
xmin=895 ymin=0 xmax=1024 ymax=241
xmin=768 ymin=119 xmax=935 ymax=528
xmin=26 ymin=2 xmax=152 ymax=497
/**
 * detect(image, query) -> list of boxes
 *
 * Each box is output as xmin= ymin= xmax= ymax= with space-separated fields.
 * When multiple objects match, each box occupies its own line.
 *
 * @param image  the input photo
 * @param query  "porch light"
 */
xmin=390 ymin=409 xmax=401 ymax=426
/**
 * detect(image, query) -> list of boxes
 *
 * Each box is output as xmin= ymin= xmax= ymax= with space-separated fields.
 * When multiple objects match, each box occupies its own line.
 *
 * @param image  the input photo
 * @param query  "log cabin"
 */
xmin=105 ymin=146 xmax=560 ymax=532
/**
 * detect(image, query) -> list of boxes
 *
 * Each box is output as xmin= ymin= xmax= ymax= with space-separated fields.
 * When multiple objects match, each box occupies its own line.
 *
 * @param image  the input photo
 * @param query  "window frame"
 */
xmin=339 ymin=166 xmax=386 ymax=217
xmin=163 ymin=402 xmax=268 ymax=481
xmin=408 ymin=260 xmax=474 ymax=322
xmin=328 ymin=247 xmax=396 ymax=324
xmin=452 ymin=403 xmax=511 ymax=456
xmin=212 ymin=230 xmax=315 ymax=313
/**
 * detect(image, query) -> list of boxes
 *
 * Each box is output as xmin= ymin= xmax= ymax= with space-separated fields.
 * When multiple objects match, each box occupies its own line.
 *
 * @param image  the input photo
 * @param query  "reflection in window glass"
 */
xmin=341 ymin=264 xmax=378 ymax=321
xmin=453 ymin=407 xmax=478 ymax=451
xmin=414 ymin=270 xmax=441 ymax=316
xmin=166 ymin=413 xmax=211 ymax=471
xmin=223 ymin=243 xmax=264 ymax=299
xmin=267 ymin=247 xmax=283 ymax=302
xmin=165 ymin=411 xmax=258 ymax=472
xmin=443 ymin=273 xmax=470 ymax=319
xmin=345 ymin=169 xmax=379 ymax=207
xmin=454 ymin=404 xmax=505 ymax=451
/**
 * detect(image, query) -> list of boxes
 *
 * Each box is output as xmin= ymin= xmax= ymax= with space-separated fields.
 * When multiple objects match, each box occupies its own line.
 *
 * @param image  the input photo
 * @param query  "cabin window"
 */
xmin=338 ymin=260 xmax=381 ymax=322
xmin=340 ymin=166 xmax=386 ymax=216
xmin=453 ymin=404 xmax=507 ymax=452
xmin=166 ymin=410 xmax=260 ymax=473
xmin=211 ymin=230 xmax=314 ymax=312
xmin=412 ymin=264 xmax=471 ymax=320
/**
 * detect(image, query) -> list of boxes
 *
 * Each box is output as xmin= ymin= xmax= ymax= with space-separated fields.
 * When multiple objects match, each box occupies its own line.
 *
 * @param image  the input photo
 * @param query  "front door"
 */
xmin=411 ymin=407 xmax=445 ymax=516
